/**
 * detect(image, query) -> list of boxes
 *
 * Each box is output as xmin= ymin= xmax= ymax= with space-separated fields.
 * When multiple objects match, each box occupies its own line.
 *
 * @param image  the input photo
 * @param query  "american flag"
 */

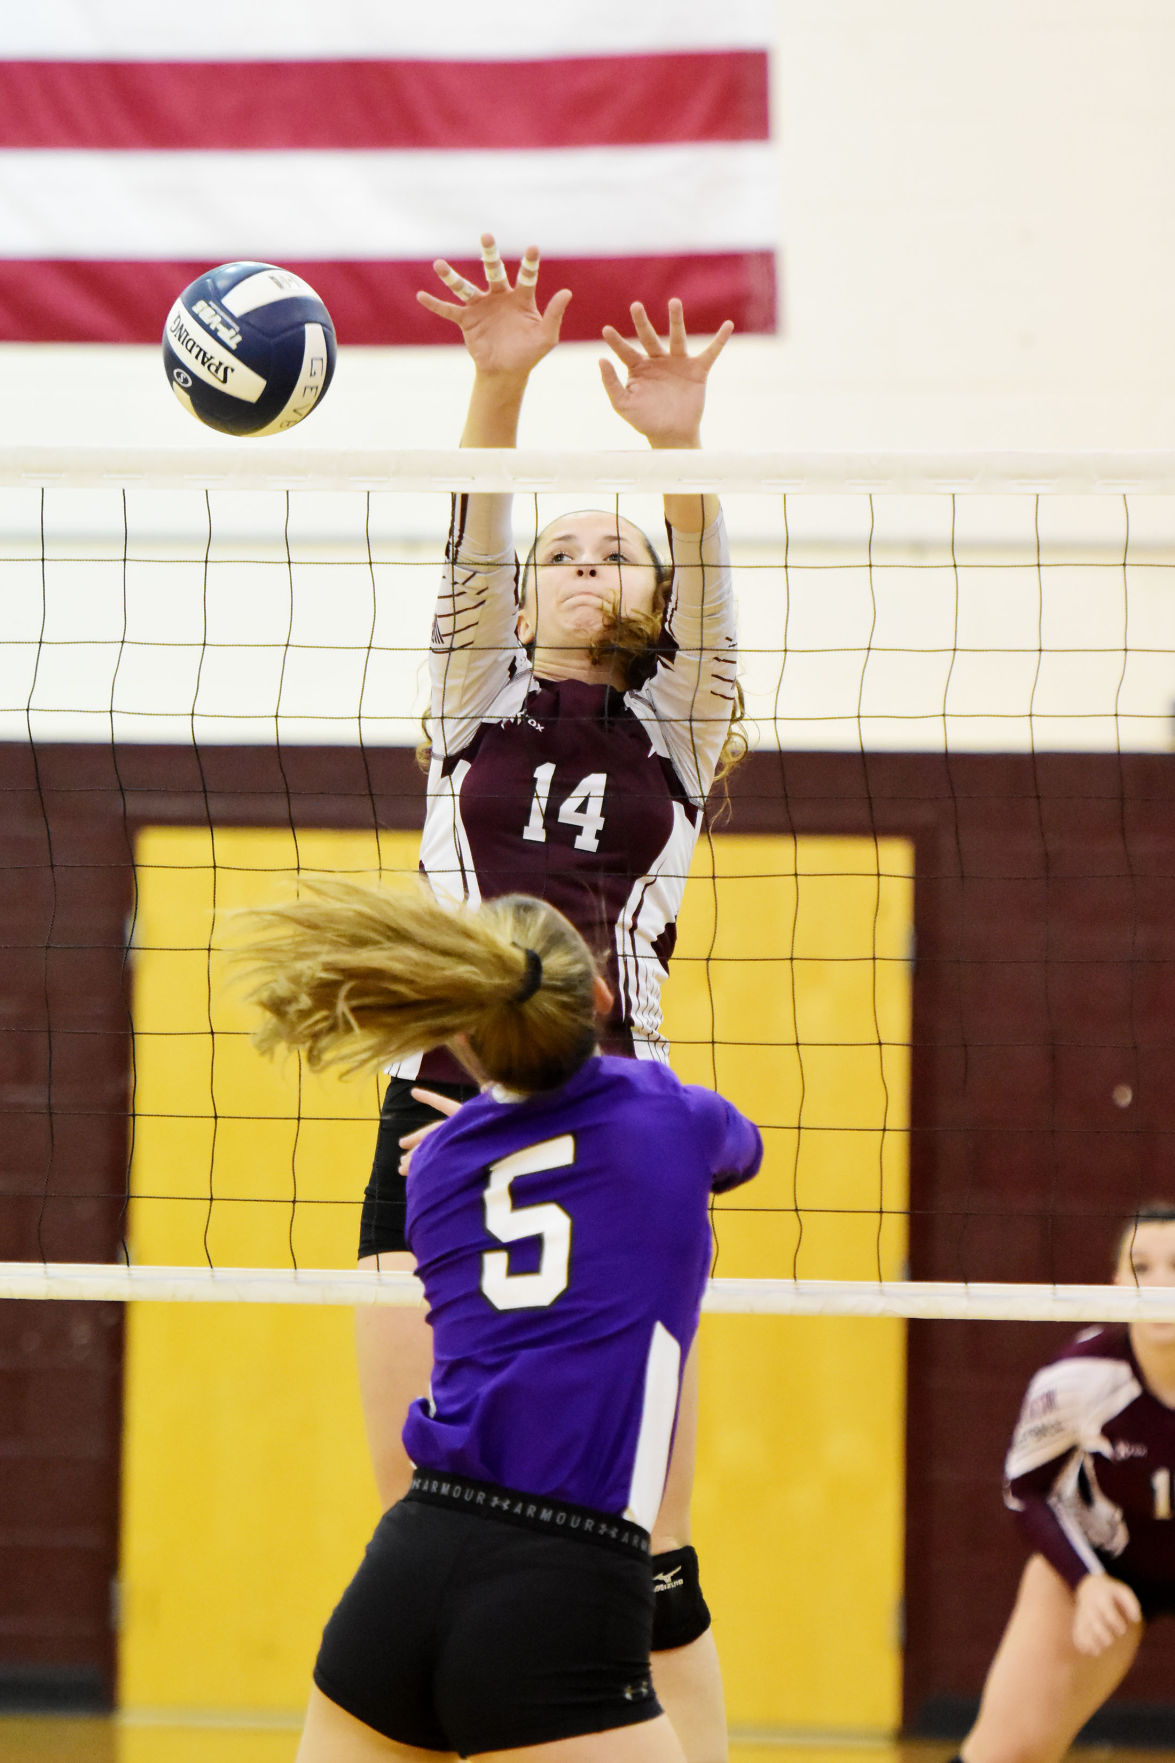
xmin=0 ymin=0 xmax=777 ymax=345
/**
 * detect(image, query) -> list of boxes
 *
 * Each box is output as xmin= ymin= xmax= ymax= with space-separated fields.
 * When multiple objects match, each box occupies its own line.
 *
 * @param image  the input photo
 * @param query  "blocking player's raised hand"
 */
xmin=599 ymin=299 xmax=734 ymax=451
xmin=418 ymin=233 xmax=572 ymax=381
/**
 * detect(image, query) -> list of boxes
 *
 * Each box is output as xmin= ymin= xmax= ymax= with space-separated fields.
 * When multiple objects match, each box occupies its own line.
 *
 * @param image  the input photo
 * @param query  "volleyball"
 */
xmin=162 ymin=262 xmax=337 ymax=436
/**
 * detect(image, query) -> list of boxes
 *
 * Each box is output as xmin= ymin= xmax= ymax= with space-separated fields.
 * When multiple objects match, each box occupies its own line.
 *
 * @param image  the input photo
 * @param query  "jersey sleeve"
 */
xmin=633 ymin=510 xmax=739 ymax=805
xmin=1003 ymin=1462 xmax=1102 ymax=1589
xmin=683 ymin=1084 xmax=763 ymax=1193
xmin=429 ymin=493 xmax=531 ymax=759
xmin=1001 ymin=1351 xmax=1139 ymax=1588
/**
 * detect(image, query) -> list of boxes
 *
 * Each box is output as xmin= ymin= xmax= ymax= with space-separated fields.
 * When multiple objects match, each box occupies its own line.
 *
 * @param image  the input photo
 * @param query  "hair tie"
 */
xmin=512 ymin=947 xmax=543 ymax=1004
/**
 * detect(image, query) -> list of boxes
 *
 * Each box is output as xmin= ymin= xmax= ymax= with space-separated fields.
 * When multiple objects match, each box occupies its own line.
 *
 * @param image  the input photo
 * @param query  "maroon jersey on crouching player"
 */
xmin=1004 ymin=1324 xmax=1175 ymax=1595
xmin=397 ymin=489 xmax=738 ymax=1087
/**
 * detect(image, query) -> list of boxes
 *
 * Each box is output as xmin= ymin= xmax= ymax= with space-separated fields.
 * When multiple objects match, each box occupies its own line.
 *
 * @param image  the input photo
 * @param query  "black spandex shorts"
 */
xmin=1096 ymin=1556 xmax=1175 ymax=1624
xmin=358 ymin=1077 xmax=477 ymax=1260
xmin=1135 ymin=1581 xmax=1175 ymax=1623
xmin=313 ymin=1470 xmax=661 ymax=1756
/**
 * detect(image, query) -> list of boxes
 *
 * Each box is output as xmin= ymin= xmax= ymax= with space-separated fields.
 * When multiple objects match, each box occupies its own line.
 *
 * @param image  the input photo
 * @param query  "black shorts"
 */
xmin=358 ymin=1078 xmax=477 ymax=1260
xmin=1096 ymin=1555 xmax=1175 ymax=1624
xmin=1135 ymin=1582 xmax=1175 ymax=1624
xmin=313 ymin=1471 xmax=661 ymax=1756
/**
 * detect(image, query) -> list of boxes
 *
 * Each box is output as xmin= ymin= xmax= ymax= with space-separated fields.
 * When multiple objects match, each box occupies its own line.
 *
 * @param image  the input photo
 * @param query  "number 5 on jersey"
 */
xmin=482 ymin=1135 xmax=575 ymax=1310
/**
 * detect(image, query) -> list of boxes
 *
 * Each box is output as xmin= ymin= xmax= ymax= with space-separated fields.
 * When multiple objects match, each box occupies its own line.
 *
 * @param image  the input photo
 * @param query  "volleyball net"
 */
xmin=3 ymin=445 xmax=1174 ymax=1320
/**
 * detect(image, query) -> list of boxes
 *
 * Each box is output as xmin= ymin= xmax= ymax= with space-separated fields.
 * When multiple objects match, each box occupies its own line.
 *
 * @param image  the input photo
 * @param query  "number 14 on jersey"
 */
xmin=522 ymin=763 xmax=608 ymax=854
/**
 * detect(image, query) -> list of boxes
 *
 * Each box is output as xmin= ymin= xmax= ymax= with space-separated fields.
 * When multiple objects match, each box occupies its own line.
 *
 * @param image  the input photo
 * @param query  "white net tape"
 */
xmin=5 ymin=444 xmax=1175 ymax=493
xmin=2 ymin=1264 xmax=1175 ymax=1321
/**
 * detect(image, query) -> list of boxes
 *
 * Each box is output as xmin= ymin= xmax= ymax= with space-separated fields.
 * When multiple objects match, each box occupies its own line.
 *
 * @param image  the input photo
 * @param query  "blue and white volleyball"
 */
xmin=162 ymin=262 xmax=337 ymax=436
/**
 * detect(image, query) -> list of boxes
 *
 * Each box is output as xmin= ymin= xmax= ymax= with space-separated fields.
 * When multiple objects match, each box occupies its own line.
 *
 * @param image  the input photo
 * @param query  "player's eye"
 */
xmin=545 ymin=550 xmax=571 ymax=563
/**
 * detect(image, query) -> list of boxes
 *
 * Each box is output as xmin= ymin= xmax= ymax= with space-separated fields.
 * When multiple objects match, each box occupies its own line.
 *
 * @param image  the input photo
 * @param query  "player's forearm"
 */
xmin=646 ymin=434 xmax=716 ymax=534
xmin=645 ymin=513 xmax=738 ymax=802
xmin=663 ymin=511 xmax=735 ymax=653
xmin=663 ymin=492 xmax=718 ymax=534
xmin=459 ymin=370 xmax=530 ymax=448
xmin=429 ymin=492 xmax=518 ymax=725
xmin=450 ymin=372 xmax=526 ymax=555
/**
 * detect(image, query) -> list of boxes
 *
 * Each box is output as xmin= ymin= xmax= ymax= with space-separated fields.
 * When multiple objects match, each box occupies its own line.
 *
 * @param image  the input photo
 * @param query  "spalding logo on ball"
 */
xmin=162 ymin=262 xmax=336 ymax=436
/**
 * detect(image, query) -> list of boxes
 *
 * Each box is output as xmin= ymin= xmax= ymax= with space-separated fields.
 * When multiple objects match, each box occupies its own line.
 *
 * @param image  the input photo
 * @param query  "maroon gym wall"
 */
xmin=0 ymin=741 xmax=1172 ymax=1729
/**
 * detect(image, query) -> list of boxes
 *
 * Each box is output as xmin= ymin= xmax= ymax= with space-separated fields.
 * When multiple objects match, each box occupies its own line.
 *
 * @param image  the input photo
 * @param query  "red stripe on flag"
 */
xmin=0 ymin=54 xmax=769 ymax=149
xmin=0 ymin=256 xmax=777 ymax=345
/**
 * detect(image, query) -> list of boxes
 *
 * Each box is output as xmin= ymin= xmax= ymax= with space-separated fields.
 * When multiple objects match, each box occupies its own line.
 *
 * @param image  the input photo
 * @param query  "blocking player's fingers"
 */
xmin=598 ymin=357 xmax=627 ymax=409
xmin=696 ymin=318 xmax=736 ymax=370
xmin=480 ymin=235 xmax=509 ymax=288
xmin=416 ymin=290 xmax=468 ymax=323
xmin=665 ymin=297 xmax=688 ymax=353
xmin=540 ymin=287 xmax=573 ymax=332
xmin=629 ymin=301 xmax=666 ymax=356
xmin=601 ymin=323 xmax=641 ymax=369
xmin=435 ymin=259 xmax=480 ymax=301
xmin=516 ymin=246 xmax=541 ymax=289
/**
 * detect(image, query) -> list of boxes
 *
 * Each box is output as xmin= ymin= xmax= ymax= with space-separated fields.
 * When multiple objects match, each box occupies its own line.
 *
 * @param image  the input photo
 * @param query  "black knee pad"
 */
xmin=651 ymin=1545 xmax=711 ymax=1650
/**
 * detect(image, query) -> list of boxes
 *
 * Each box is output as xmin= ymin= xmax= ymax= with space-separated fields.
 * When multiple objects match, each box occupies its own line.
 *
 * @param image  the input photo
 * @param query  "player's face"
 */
xmin=518 ymin=511 xmax=660 ymax=651
xmin=1116 ymin=1219 xmax=1175 ymax=1347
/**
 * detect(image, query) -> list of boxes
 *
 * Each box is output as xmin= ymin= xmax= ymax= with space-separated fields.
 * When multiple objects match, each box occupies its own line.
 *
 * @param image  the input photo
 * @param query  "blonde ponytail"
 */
xmin=235 ymin=880 xmax=600 ymax=1093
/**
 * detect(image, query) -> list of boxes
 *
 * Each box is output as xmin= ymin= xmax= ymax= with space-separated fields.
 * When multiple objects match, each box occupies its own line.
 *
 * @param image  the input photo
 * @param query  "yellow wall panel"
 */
xmin=121 ymin=825 xmax=913 ymax=1732
xmin=663 ymin=833 xmax=913 ymax=1732
xmin=121 ymin=828 xmax=418 ymax=1716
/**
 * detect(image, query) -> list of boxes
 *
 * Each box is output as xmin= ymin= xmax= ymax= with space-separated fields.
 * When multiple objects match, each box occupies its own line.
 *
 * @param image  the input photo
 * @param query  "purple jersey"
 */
xmin=1004 ymin=1325 xmax=1175 ymax=1589
xmin=401 ymin=1056 xmax=762 ymax=1529
xmin=394 ymin=492 xmax=738 ymax=1086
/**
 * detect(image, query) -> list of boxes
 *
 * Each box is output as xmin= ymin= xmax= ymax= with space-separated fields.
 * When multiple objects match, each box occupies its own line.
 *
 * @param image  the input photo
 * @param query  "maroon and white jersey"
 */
xmin=1003 ymin=1325 xmax=1175 ymax=1590
xmin=394 ymin=492 xmax=739 ymax=1085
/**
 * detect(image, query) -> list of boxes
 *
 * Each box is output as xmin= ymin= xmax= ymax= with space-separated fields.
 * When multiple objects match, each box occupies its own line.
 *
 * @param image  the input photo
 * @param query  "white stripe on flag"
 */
xmin=0 ymin=144 xmax=778 ymax=260
xmin=1 ymin=0 xmax=774 ymax=59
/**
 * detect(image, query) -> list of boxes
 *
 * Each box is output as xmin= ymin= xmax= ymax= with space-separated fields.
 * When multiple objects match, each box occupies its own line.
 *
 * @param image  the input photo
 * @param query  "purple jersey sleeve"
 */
xmin=681 ymin=1082 xmax=763 ymax=1193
